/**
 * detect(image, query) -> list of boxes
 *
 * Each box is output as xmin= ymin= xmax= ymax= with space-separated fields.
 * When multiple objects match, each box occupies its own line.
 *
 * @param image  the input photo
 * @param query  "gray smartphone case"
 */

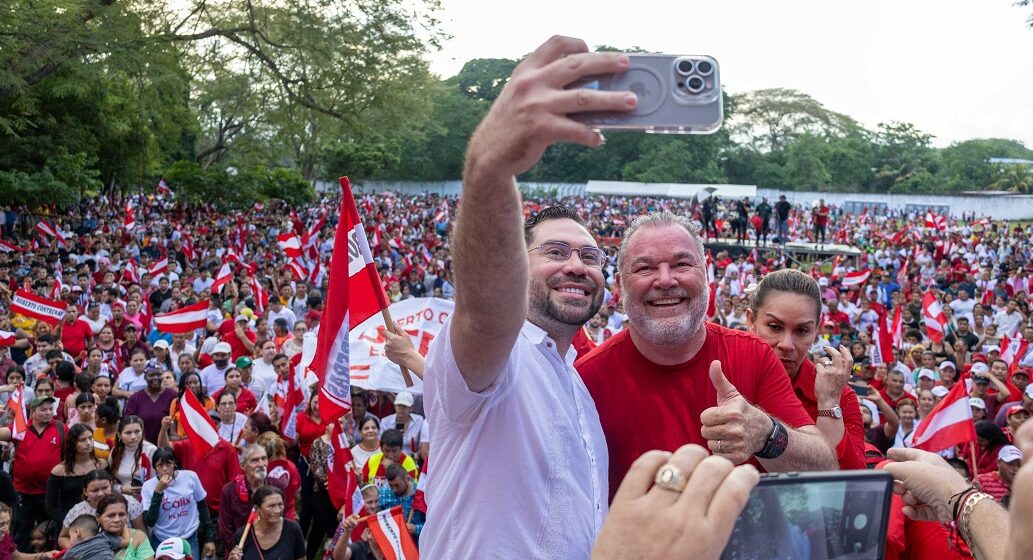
xmin=570 ymin=54 xmax=723 ymax=134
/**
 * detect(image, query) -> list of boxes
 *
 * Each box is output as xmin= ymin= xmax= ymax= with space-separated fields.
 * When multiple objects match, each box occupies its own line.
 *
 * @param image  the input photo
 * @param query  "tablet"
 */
xmin=720 ymin=470 xmax=893 ymax=560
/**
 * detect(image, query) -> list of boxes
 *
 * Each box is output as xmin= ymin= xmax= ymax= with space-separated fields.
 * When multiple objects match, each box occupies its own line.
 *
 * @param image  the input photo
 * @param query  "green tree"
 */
xmin=989 ymin=164 xmax=1033 ymax=193
xmin=871 ymin=121 xmax=939 ymax=193
xmin=729 ymin=88 xmax=861 ymax=152
xmin=785 ymin=134 xmax=832 ymax=190
xmin=938 ymin=138 xmax=1033 ymax=191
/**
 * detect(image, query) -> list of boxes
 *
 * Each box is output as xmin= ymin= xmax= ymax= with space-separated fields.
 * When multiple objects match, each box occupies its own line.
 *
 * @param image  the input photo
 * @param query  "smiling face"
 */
xmin=747 ymin=291 xmax=819 ymax=378
xmin=526 ymin=218 xmax=605 ymax=334
xmin=619 ymin=224 xmax=708 ymax=346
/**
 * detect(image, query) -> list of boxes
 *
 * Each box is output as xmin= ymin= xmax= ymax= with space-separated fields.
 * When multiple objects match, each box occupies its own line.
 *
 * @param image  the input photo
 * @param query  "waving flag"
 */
xmin=1000 ymin=333 xmax=1029 ymax=368
xmin=286 ymin=259 xmax=306 ymax=281
xmin=180 ymin=386 xmax=221 ymax=456
xmin=912 ymin=379 xmax=975 ymax=453
xmin=0 ymin=240 xmax=21 ymax=253
xmin=250 ymin=277 xmax=269 ymax=314
xmin=211 ymin=261 xmax=233 ymax=294
xmin=413 ymin=455 xmax=429 ymax=514
xmin=156 ymin=178 xmax=172 ymax=195
xmin=841 ymin=269 xmax=871 ymax=287
xmin=367 ymin=506 xmax=420 ymax=560
xmin=302 ymin=212 xmax=327 ymax=248
xmin=327 ymin=422 xmax=359 ymax=512
xmin=50 ymin=279 xmax=62 ymax=301
xmin=277 ymin=233 xmax=303 ymax=258
xmin=123 ymin=259 xmax=141 ymax=285
xmin=123 ymin=200 xmax=136 ymax=231
xmin=922 ymin=291 xmax=947 ymax=343
xmin=11 ymin=289 xmax=66 ymax=326
xmin=871 ymin=311 xmax=895 ymax=366
xmin=148 ymin=256 xmax=170 ymax=277
xmin=312 ymin=176 xmax=390 ymax=424
xmin=154 ymin=300 xmax=210 ymax=334
xmin=8 ymin=385 xmax=29 ymax=441
xmin=35 ymin=221 xmax=56 ymax=239
xmin=0 ymin=330 xmax=16 ymax=347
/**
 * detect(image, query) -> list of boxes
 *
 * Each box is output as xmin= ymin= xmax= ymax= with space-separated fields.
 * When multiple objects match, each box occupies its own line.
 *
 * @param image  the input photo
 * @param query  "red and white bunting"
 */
xmin=841 ymin=269 xmax=871 ymax=287
xmin=912 ymin=379 xmax=975 ymax=452
xmin=179 ymin=386 xmax=221 ymax=456
xmin=277 ymin=233 xmax=303 ymax=258
xmin=922 ymin=291 xmax=947 ymax=343
xmin=11 ymin=289 xmax=66 ymax=326
xmin=153 ymin=300 xmax=209 ymax=334
xmin=148 ymin=256 xmax=169 ymax=277
xmin=211 ymin=262 xmax=233 ymax=294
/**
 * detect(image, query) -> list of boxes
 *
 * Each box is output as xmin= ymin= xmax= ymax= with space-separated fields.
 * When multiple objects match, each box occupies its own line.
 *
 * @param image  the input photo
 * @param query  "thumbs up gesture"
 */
xmin=700 ymin=360 xmax=774 ymax=465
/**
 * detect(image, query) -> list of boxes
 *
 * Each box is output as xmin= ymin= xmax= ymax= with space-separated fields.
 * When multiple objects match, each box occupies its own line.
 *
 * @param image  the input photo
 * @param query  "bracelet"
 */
xmin=948 ymin=485 xmax=978 ymax=523
xmin=957 ymin=491 xmax=994 ymax=544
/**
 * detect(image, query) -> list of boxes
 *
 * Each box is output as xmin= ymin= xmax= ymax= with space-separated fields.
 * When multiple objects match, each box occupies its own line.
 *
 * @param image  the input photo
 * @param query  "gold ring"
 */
xmin=653 ymin=463 xmax=689 ymax=493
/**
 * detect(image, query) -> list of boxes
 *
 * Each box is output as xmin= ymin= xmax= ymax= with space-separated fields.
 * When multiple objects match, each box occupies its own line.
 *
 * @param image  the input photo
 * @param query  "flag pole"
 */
xmin=381 ymin=309 xmax=414 ymax=387
xmin=969 ymin=442 xmax=979 ymax=479
xmin=238 ymin=507 xmax=257 ymax=548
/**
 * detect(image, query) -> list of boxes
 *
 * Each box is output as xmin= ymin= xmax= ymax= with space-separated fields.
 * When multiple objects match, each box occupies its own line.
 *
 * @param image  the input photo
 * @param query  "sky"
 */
xmin=427 ymin=0 xmax=1033 ymax=148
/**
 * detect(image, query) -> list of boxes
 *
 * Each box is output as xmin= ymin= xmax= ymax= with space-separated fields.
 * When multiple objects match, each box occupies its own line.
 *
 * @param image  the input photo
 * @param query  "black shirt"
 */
xmin=232 ymin=520 xmax=306 ymax=560
xmin=775 ymin=200 xmax=791 ymax=220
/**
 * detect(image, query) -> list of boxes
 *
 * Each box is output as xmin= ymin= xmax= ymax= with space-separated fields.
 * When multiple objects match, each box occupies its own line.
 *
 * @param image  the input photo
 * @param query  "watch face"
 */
xmin=774 ymin=428 xmax=789 ymax=451
xmin=833 ymin=407 xmax=843 ymax=419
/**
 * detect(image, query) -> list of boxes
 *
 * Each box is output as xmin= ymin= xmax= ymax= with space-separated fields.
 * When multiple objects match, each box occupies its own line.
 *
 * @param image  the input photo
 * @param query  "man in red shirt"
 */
xmin=576 ymin=213 xmax=837 ymax=497
xmin=975 ymin=444 xmax=1022 ymax=502
xmin=217 ymin=314 xmax=256 ymax=360
xmin=0 ymin=396 xmax=64 ymax=550
xmin=58 ymin=304 xmax=93 ymax=361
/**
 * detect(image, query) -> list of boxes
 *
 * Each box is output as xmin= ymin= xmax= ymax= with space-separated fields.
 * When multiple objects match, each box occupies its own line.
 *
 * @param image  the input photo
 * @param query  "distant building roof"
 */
xmin=987 ymin=158 xmax=1033 ymax=165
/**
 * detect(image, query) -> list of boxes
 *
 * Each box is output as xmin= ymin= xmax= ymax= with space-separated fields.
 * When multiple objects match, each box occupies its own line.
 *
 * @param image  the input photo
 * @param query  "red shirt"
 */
xmin=576 ymin=323 xmax=814 ymax=500
xmin=790 ymin=359 xmax=866 ymax=470
xmin=60 ymin=319 xmax=92 ymax=359
xmin=217 ymin=321 xmax=256 ymax=360
xmin=975 ymin=471 xmax=1011 ymax=502
xmin=295 ymin=412 xmax=328 ymax=457
xmin=879 ymin=387 xmax=918 ymax=410
xmin=170 ymin=439 xmax=242 ymax=514
xmin=212 ymin=387 xmax=258 ymax=416
xmin=267 ymin=458 xmax=301 ymax=520
xmin=13 ymin=422 xmax=63 ymax=494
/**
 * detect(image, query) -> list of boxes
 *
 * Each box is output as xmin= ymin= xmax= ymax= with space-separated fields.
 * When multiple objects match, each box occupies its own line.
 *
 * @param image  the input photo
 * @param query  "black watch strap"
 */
xmin=754 ymin=415 xmax=789 ymax=459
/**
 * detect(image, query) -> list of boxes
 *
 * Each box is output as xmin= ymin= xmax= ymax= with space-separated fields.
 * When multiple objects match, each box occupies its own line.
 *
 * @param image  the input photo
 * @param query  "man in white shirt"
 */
xmin=199 ymin=342 xmax=233 ymax=393
xmin=265 ymin=299 xmax=297 ymax=334
xmin=379 ymin=391 xmax=430 ymax=462
xmin=192 ymin=269 xmax=214 ymax=295
xmin=422 ymin=37 xmax=626 ymax=559
xmin=994 ymin=299 xmax=1025 ymax=337
xmin=169 ymin=332 xmax=196 ymax=375
xmin=949 ymin=289 xmax=977 ymax=323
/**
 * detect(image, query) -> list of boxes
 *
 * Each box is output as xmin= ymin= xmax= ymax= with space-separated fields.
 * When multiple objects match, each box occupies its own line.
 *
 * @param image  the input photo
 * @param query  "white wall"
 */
xmin=334 ymin=180 xmax=1033 ymax=220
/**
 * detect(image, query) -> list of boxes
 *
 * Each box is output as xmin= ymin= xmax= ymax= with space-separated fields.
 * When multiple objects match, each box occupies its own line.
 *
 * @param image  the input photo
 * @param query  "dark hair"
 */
xmin=96 ymin=401 xmax=120 ymax=424
xmin=252 ymin=485 xmax=284 ymax=508
xmin=380 ymin=428 xmax=404 ymax=450
xmin=62 ymin=423 xmax=97 ymax=473
xmin=352 ymin=392 xmax=368 ymax=406
xmin=75 ymin=392 xmax=97 ymax=407
xmin=524 ymin=206 xmax=588 ymax=246
xmin=35 ymin=377 xmax=54 ymax=392
xmin=83 ymin=469 xmax=114 ymax=491
xmin=151 ymin=446 xmax=178 ymax=469
xmin=217 ymin=390 xmax=237 ymax=406
xmin=975 ymin=420 xmax=1011 ymax=448
xmin=46 ymin=349 xmax=65 ymax=362
xmin=5 ymin=366 xmax=25 ymax=383
xmin=272 ymin=353 xmax=289 ymax=364
xmin=385 ymin=463 xmax=408 ymax=482
xmin=128 ymin=347 xmax=148 ymax=361
xmin=896 ymin=398 xmax=918 ymax=412
xmin=109 ymin=416 xmax=146 ymax=481
xmin=359 ymin=416 xmax=381 ymax=432
xmin=55 ymin=360 xmax=76 ymax=383
xmin=75 ymin=373 xmax=95 ymax=393
xmin=247 ymin=412 xmax=277 ymax=436
xmin=946 ymin=457 xmax=971 ymax=479
xmin=69 ymin=514 xmax=99 ymax=533
xmin=179 ymin=372 xmax=208 ymax=402
xmin=96 ymin=493 xmax=129 ymax=517
xmin=748 ymin=269 xmax=822 ymax=322
xmin=36 ymin=334 xmax=58 ymax=346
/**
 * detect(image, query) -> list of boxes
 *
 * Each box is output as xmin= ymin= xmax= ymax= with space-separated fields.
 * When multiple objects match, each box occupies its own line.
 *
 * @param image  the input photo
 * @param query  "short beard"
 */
xmin=528 ymin=275 xmax=603 ymax=331
xmin=253 ymin=467 xmax=267 ymax=480
xmin=623 ymin=285 xmax=707 ymax=346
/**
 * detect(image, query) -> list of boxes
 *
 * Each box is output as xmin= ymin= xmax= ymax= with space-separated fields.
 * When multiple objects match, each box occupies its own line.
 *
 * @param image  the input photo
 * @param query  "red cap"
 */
xmin=1006 ymin=405 xmax=1028 ymax=417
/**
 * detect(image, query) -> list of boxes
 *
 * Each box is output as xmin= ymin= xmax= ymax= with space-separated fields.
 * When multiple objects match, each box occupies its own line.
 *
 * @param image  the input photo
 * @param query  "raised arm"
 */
xmin=450 ymin=36 xmax=633 ymax=392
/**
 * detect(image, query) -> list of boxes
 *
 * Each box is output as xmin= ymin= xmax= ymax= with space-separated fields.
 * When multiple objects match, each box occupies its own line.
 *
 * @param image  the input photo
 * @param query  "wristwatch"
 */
xmin=755 ymin=415 xmax=789 ymax=459
xmin=817 ymin=406 xmax=843 ymax=419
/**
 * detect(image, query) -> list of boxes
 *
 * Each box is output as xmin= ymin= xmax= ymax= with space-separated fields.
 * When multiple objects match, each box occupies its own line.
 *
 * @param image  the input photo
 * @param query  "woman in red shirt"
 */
xmin=746 ymin=268 xmax=866 ymax=469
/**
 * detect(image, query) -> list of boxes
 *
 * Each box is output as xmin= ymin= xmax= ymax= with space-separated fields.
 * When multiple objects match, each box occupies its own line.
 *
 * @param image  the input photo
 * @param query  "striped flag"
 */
xmin=0 ymin=240 xmax=20 ymax=253
xmin=180 ymin=385 xmax=221 ymax=456
xmin=156 ymin=178 xmax=172 ymax=195
xmin=8 ymin=385 xmax=29 ymax=441
xmin=286 ymin=259 xmax=306 ymax=281
xmin=1000 ymin=333 xmax=1029 ymax=368
xmin=211 ymin=262 xmax=233 ymax=295
xmin=10 ymin=289 xmax=66 ymax=326
xmin=0 ymin=330 xmax=16 ymax=347
xmin=154 ymin=300 xmax=210 ymax=334
xmin=841 ymin=269 xmax=871 ymax=287
xmin=912 ymin=378 xmax=975 ymax=453
xmin=413 ymin=455 xmax=429 ymax=513
xmin=922 ymin=291 xmax=947 ymax=343
xmin=148 ymin=256 xmax=169 ymax=277
xmin=367 ymin=505 xmax=419 ymax=560
xmin=327 ymin=422 xmax=359 ymax=513
xmin=277 ymin=233 xmax=303 ymax=258
xmin=123 ymin=200 xmax=135 ymax=231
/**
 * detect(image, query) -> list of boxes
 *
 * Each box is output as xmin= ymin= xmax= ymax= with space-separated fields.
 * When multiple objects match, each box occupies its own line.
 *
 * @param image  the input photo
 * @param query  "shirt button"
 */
xmin=546 ymin=342 xmax=552 ymax=348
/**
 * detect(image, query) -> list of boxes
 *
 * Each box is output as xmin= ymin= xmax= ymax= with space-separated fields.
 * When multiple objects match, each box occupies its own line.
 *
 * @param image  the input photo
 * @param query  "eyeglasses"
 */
xmin=527 ymin=241 xmax=606 ymax=269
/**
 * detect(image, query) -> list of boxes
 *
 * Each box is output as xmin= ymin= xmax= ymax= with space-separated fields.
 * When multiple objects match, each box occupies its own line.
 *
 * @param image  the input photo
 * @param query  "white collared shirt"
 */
xmin=422 ymin=319 xmax=607 ymax=560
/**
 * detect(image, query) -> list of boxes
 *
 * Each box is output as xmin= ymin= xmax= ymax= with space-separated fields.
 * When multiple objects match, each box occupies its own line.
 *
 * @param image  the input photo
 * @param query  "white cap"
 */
xmin=394 ymin=391 xmax=415 ymax=407
xmin=153 ymin=339 xmax=171 ymax=350
xmin=998 ymin=445 xmax=1023 ymax=463
xmin=938 ymin=360 xmax=956 ymax=371
xmin=985 ymin=345 xmax=1001 ymax=354
xmin=970 ymin=363 xmax=990 ymax=375
xmin=213 ymin=342 xmax=232 ymax=355
xmin=932 ymin=386 xmax=950 ymax=398
xmin=915 ymin=368 xmax=936 ymax=380
xmin=818 ymin=277 xmax=830 ymax=286
xmin=969 ymin=397 xmax=986 ymax=410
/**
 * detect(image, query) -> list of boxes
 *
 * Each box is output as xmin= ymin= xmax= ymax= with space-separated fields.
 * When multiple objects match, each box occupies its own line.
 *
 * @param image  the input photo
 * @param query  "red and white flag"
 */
xmin=312 ymin=177 xmax=390 ymax=424
xmin=0 ymin=330 xmax=16 ymax=347
xmin=180 ymin=387 xmax=221 ymax=456
xmin=924 ymin=212 xmax=947 ymax=232
xmin=1000 ymin=333 xmax=1030 ymax=367
xmin=841 ymin=269 xmax=871 ymax=287
xmin=50 ymin=279 xmax=62 ymax=301
xmin=302 ymin=213 xmax=327 ymax=248
xmin=286 ymin=259 xmax=306 ymax=281
xmin=912 ymin=378 xmax=975 ymax=453
xmin=148 ymin=256 xmax=169 ymax=277
xmin=211 ymin=262 xmax=233 ymax=294
xmin=254 ymin=201 xmax=265 ymax=212
xmin=889 ymin=306 xmax=903 ymax=349
xmin=35 ymin=221 xmax=56 ymax=239
xmin=153 ymin=300 xmax=209 ymax=334
xmin=123 ymin=200 xmax=135 ymax=231
xmin=123 ymin=259 xmax=140 ymax=285
xmin=871 ymin=311 xmax=895 ymax=366
xmin=0 ymin=240 xmax=20 ymax=253
xmin=250 ymin=277 xmax=269 ymax=314
xmin=277 ymin=233 xmax=303 ymax=258
xmin=327 ymin=422 xmax=359 ymax=513
xmin=922 ymin=291 xmax=947 ymax=343
xmin=11 ymin=289 xmax=66 ymax=326
xmin=413 ymin=455 xmax=429 ymax=514
xmin=306 ymin=258 xmax=322 ymax=287
xmin=367 ymin=505 xmax=420 ymax=560
xmin=8 ymin=385 xmax=29 ymax=441
xmin=156 ymin=178 xmax=172 ymax=195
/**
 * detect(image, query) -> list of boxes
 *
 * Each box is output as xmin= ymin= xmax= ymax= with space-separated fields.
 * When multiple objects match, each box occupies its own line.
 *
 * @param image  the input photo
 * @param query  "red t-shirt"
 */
xmin=13 ymin=422 xmax=63 ymax=494
xmin=791 ymin=359 xmax=866 ymax=470
xmin=576 ymin=323 xmax=814 ymax=500
xmin=60 ymin=319 xmax=93 ymax=359
xmin=268 ymin=458 xmax=301 ymax=520
xmin=217 ymin=321 xmax=256 ymax=360
xmin=976 ymin=471 xmax=1011 ymax=502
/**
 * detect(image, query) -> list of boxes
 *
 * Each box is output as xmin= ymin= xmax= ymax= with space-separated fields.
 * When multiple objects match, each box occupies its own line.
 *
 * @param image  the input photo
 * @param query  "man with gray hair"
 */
xmin=217 ymin=443 xmax=287 ymax=547
xmin=576 ymin=211 xmax=837 ymax=498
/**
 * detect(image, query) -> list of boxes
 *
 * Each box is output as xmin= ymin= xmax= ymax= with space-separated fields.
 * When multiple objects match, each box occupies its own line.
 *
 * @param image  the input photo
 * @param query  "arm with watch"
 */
xmin=812 ymin=345 xmax=866 ymax=468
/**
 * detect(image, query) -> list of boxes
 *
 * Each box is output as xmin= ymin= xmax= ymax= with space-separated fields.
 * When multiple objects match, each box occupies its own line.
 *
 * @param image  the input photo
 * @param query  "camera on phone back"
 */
xmin=569 ymin=54 xmax=723 ymax=134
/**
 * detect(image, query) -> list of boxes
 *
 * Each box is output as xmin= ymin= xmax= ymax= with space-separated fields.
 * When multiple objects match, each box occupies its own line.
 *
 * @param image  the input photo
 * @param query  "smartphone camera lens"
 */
xmin=676 ymin=59 xmax=695 ymax=75
xmin=686 ymin=76 xmax=705 ymax=93
xmin=696 ymin=60 xmax=713 ymax=76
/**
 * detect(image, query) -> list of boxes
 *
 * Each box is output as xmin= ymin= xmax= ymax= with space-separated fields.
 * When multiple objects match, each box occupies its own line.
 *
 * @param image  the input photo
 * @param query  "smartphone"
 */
xmin=848 ymin=383 xmax=869 ymax=397
xmin=721 ymin=471 xmax=893 ymax=560
xmin=568 ymin=54 xmax=722 ymax=134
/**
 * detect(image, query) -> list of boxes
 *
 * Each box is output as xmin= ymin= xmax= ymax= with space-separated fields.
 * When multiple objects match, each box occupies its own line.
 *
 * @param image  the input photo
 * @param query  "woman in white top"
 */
xmin=142 ymin=447 xmax=216 ymax=556
xmin=892 ymin=398 xmax=919 ymax=449
xmin=350 ymin=416 xmax=381 ymax=469
xmin=216 ymin=391 xmax=248 ymax=448
xmin=115 ymin=348 xmax=150 ymax=400
xmin=109 ymin=415 xmax=156 ymax=498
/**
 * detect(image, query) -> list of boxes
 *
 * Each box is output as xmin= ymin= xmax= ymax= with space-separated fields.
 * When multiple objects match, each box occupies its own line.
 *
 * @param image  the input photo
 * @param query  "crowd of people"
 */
xmin=1 ymin=35 xmax=1033 ymax=560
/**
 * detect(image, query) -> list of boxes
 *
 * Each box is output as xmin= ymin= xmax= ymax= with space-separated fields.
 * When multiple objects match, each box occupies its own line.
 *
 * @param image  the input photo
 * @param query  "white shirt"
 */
xmin=117 ymin=367 xmax=148 ymax=393
xmin=422 ymin=320 xmax=607 ymax=560
xmin=199 ymin=363 xmax=231 ymax=394
xmin=266 ymin=306 xmax=298 ymax=332
xmin=949 ymin=298 xmax=976 ymax=322
xmin=994 ymin=310 xmax=1024 ymax=337
xmin=251 ymin=358 xmax=278 ymax=390
xmin=140 ymin=469 xmax=207 ymax=540
xmin=379 ymin=413 xmax=430 ymax=456
xmin=218 ymin=413 xmax=248 ymax=445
